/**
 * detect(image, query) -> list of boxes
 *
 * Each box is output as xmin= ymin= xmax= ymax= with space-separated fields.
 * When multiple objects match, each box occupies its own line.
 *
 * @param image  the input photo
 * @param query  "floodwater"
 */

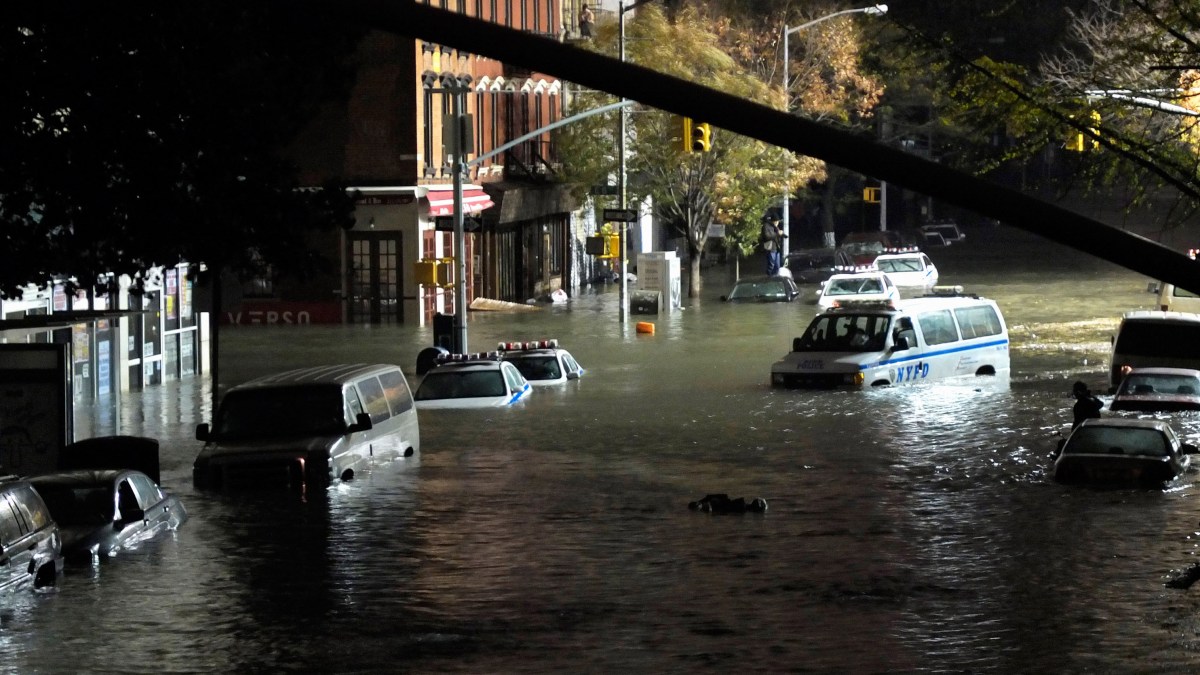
xmin=8 ymin=225 xmax=1200 ymax=674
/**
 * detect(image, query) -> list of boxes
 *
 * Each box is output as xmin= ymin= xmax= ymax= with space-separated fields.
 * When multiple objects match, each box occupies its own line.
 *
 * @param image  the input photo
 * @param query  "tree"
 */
xmin=1037 ymin=0 xmax=1200 ymax=215
xmin=556 ymin=5 xmax=819 ymax=296
xmin=0 ymin=2 xmax=362 ymax=300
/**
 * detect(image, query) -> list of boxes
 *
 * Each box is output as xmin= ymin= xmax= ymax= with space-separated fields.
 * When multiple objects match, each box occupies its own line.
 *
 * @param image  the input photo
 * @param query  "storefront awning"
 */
xmin=426 ymin=186 xmax=495 ymax=217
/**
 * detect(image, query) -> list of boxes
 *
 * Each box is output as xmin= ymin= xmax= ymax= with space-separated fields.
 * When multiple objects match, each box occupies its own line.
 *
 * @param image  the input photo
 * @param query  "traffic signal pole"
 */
xmin=618 ymin=0 xmax=629 ymax=322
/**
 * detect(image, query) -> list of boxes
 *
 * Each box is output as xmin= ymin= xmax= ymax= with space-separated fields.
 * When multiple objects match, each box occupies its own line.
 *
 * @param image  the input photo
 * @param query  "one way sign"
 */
xmin=603 ymin=208 xmax=638 ymax=222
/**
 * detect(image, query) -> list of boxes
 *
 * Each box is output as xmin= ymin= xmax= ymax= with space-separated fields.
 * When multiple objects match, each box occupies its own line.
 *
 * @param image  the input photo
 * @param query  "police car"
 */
xmin=873 ymin=252 xmax=938 ymax=291
xmin=414 ymin=352 xmax=532 ymax=409
xmin=815 ymin=271 xmax=900 ymax=311
xmin=497 ymin=339 xmax=584 ymax=385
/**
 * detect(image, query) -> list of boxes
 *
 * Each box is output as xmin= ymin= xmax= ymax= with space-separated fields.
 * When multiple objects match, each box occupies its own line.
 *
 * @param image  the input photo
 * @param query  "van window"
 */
xmin=357 ymin=376 xmax=392 ymax=424
xmin=344 ymin=386 xmax=365 ymax=424
xmin=0 ymin=496 xmax=23 ymax=544
xmin=918 ymin=309 xmax=960 ymax=345
xmin=954 ymin=305 xmax=1003 ymax=339
xmin=378 ymin=369 xmax=414 ymax=415
xmin=1117 ymin=321 xmax=1200 ymax=359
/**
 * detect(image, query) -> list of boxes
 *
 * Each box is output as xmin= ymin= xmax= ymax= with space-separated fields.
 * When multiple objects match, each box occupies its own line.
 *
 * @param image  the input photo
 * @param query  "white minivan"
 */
xmin=770 ymin=288 xmax=1009 ymax=388
xmin=194 ymin=363 xmax=420 ymax=491
xmin=1109 ymin=311 xmax=1200 ymax=392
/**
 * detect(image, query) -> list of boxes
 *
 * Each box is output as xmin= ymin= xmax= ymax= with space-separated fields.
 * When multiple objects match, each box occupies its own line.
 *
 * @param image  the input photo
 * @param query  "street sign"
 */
xmin=603 ymin=208 xmax=638 ymax=222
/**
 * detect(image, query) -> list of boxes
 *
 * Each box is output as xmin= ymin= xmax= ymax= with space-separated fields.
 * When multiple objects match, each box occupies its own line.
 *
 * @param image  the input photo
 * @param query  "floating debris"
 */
xmin=688 ymin=493 xmax=768 ymax=514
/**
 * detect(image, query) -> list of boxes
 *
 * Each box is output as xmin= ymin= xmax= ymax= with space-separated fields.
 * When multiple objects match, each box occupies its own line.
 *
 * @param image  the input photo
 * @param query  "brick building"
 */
xmin=253 ymin=0 xmax=596 ymax=326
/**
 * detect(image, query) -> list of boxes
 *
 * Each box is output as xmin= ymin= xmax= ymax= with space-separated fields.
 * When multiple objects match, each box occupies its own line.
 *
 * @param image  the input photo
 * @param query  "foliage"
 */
xmin=556 ymin=4 xmax=819 ymax=295
xmin=0 ymin=2 xmax=362 ymax=299
xmin=1037 ymin=0 xmax=1200 ymax=212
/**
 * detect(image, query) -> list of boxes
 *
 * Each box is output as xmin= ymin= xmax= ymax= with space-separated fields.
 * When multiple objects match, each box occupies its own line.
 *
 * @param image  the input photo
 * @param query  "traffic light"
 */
xmin=678 ymin=116 xmax=692 ymax=153
xmin=1065 ymin=111 xmax=1100 ymax=152
xmin=690 ymin=121 xmax=712 ymax=152
xmin=678 ymin=117 xmax=712 ymax=153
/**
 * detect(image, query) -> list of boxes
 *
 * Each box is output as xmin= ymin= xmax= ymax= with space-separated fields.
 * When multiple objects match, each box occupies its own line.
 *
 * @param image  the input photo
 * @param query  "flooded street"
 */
xmin=10 ymin=224 xmax=1200 ymax=673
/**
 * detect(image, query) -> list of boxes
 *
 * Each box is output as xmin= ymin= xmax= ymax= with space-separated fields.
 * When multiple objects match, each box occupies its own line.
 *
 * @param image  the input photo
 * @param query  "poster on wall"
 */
xmin=0 ymin=344 xmax=72 ymax=476
xmin=166 ymin=269 xmax=178 ymax=320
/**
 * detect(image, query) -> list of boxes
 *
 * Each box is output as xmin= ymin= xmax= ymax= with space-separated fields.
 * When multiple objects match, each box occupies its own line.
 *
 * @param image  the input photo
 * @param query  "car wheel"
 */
xmin=32 ymin=562 xmax=57 ymax=589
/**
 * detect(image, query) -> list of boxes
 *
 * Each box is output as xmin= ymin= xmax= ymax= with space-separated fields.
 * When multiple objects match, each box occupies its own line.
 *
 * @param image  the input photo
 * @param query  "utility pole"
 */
xmin=449 ymin=83 xmax=470 ymax=353
xmin=618 ymin=0 xmax=629 ymax=321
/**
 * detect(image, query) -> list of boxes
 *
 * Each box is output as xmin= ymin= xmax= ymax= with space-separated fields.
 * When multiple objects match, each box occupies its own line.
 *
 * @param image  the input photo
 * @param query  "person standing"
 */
xmin=579 ymin=4 xmax=595 ymax=38
xmin=760 ymin=217 xmax=784 ymax=275
xmin=1071 ymin=380 xmax=1103 ymax=429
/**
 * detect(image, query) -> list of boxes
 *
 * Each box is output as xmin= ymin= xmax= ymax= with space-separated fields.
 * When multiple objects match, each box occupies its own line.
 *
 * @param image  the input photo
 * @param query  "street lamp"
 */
xmin=782 ymin=4 xmax=887 ymax=250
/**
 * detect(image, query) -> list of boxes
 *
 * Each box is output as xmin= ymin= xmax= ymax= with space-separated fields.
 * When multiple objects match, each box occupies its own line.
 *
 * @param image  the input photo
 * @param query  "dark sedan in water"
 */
xmin=721 ymin=274 xmax=800 ymax=303
xmin=1109 ymin=367 xmax=1200 ymax=413
xmin=1053 ymin=418 xmax=1196 ymax=487
xmin=27 ymin=469 xmax=187 ymax=563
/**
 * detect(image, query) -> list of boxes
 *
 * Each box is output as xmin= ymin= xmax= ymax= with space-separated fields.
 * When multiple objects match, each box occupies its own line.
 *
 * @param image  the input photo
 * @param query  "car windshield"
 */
xmin=508 ymin=355 xmax=562 ymax=380
xmin=842 ymin=241 xmax=885 ymax=256
xmin=1118 ymin=374 xmax=1200 ymax=396
xmin=416 ymin=370 xmax=507 ymax=399
xmin=730 ymin=279 xmax=793 ymax=300
xmin=1064 ymin=426 xmax=1170 ymax=457
xmin=215 ymin=385 xmax=346 ymax=440
xmin=793 ymin=313 xmax=892 ymax=352
xmin=825 ymin=277 xmax=883 ymax=296
xmin=877 ymin=258 xmax=922 ymax=273
xmin=35 ymin=485 xmax=113 ymax=526
xmin=791 ymin=252 xmax=834 ymax=269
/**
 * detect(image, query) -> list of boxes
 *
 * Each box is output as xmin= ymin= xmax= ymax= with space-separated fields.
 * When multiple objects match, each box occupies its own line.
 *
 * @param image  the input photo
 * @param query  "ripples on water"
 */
xmin=11 ymin=226 xmax=1200 ymax=673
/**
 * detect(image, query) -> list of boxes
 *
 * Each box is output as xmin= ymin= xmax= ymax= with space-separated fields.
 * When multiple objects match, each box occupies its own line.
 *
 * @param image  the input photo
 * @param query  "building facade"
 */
xmin=263 ymin=0 xmax=593 ymax=327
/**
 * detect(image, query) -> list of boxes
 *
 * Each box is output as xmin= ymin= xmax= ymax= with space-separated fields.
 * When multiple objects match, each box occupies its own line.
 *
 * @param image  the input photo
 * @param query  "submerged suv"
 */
xmin=0 ymin=479 xmax=62 ymax=592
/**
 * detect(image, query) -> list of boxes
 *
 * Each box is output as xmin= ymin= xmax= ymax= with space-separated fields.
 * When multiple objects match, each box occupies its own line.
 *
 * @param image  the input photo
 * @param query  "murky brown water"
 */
xmin=10 ymin=225 xmax=1200 ymax=673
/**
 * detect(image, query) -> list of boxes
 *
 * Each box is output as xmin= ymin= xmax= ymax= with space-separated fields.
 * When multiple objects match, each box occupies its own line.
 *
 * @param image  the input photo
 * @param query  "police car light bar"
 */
xmin=831 ymin=299 xmax=896 ymax=310
xmin=496 ymin=339 xmax=559 ymax=351
xmin=928 ymin=285 xmax=965 ymax=296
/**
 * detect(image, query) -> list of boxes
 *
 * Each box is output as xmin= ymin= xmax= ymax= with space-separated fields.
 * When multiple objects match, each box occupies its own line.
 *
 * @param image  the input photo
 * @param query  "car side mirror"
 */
xmin=195 ymin=423 xmax=210 ymax=442
xmin=348 ymin=412 xmax=373 ymax=433
xmin=567 ymin=371 xmax=580 ymax=380
xmin=893 ymin=335 xmax=910 ymax=351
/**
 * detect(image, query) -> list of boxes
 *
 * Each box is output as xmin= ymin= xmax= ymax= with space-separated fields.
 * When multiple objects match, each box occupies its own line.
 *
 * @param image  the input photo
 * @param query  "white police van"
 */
xmin=770 ymin=287 xmax=1010 ymax=388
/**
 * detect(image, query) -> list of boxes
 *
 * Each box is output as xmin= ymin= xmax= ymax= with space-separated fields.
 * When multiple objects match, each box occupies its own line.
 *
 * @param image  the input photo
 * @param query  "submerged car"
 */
xmin=785 ymin=248 xmax=855 ymax=284
xmin=498 ymin=339 xmax=584 ymax=385
xmin=1110 ymin=367 xmax=1200 ymax=413
xmin=415 ymin=353 xmax=532 ymax=409
xmin=721 ymin=274 xmax=800 ymax=303
xmin=874 ymin=252 xmax=939 ymax=291
xmin=1053 ymin=417 xmax=1197 ymax=487
xmin=815 ymin=271 xmax=900 ymax=310
xmin=26 ymin=469 xmax=186 ymax=563
xmin=0 ymin=478 xmax=62 ymax=592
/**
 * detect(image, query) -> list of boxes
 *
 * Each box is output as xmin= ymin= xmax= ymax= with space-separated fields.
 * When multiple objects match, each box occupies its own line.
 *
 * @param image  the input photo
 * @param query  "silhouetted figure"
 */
xmin=1072 ymin=380 xmax=1103 ymax=429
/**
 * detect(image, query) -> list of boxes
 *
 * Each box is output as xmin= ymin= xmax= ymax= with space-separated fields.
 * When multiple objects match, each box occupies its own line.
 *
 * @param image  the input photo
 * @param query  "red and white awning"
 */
xmin=425 ymin=186 xmax=494 ymax=217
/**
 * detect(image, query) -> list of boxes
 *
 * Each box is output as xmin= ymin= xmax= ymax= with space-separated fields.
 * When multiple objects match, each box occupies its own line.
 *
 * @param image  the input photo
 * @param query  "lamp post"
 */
xmin=617 ymin=0 xmax=655 ymax=322
xmin=782 ymin=4 xmax=887 ymax=250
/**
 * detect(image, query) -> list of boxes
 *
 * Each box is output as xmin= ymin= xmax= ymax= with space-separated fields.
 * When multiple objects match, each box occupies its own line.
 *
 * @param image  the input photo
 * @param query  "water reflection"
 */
xmin=23 ymin=226 xmax=1200 ymax=672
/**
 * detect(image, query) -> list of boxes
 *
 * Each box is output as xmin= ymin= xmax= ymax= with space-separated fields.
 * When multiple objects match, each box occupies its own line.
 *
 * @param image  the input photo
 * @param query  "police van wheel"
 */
xmin=340 ymin=468 xmax=355 ymax=482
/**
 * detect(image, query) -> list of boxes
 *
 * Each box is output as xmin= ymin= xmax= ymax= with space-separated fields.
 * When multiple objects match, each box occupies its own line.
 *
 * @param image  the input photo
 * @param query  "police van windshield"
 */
xmin=795 ymin=313 xmax=892 ymax=352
